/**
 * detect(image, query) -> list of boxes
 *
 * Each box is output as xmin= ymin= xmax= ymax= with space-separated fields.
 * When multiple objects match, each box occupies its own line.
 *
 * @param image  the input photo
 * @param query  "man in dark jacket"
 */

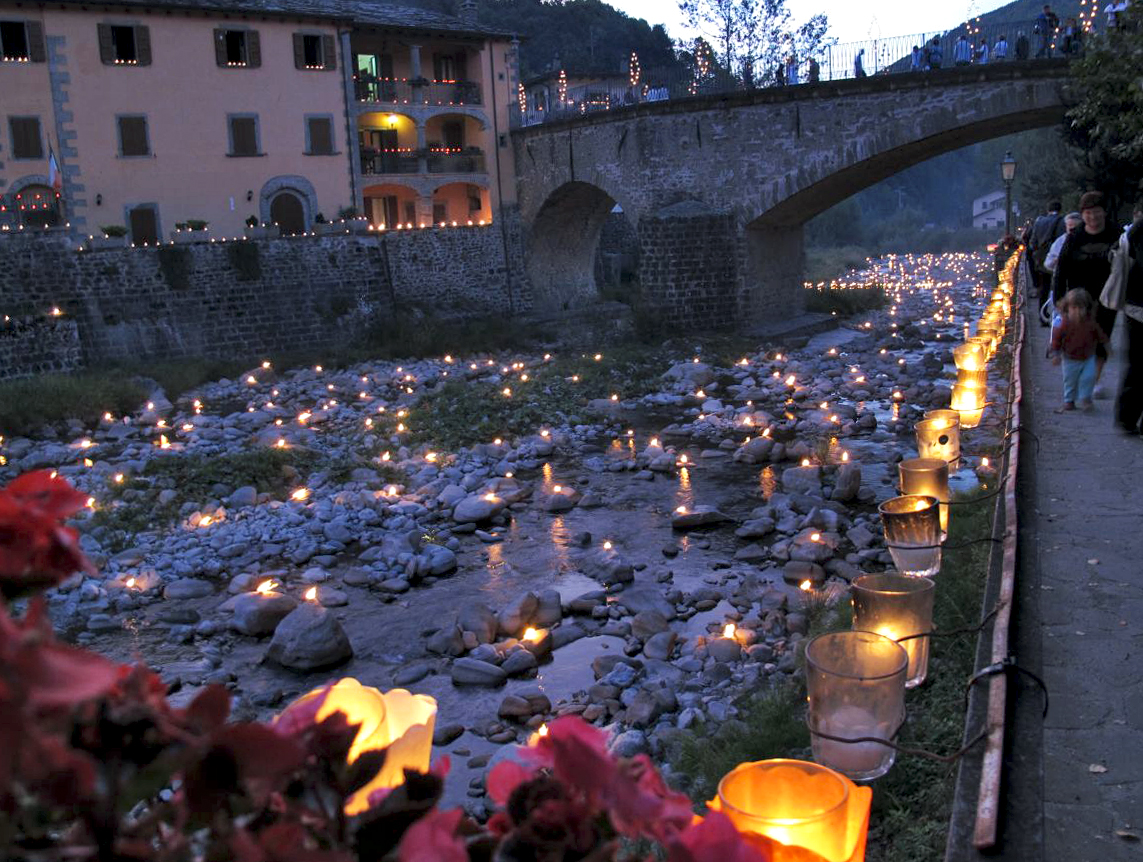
xmin=1053 ymin=191 xmax=1123 ymax=396
xmin=1029 ymin=201 xmax=1066 ymax=297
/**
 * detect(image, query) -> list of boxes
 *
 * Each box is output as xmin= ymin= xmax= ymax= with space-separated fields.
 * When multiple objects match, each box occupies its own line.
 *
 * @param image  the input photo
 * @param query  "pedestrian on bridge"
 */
xmin=1053 ymin=191 xmax=1123 ymax=397
xmin=976 ymin=38 xmax=990 ymax=63
xmin=1035 ymin=5 xmax=1060 ymax=56
xmin=1015 ymin=31 xmax=1030 ymax=59
xmin=994 ymin=34 xmax=1009 ymax=60
xmin=954 ymin=34 xmax=972 ymax=65
xmin=854 ymin=48 xmax=867 ymax=78
xmin=911 ymin=45 xmax=923 ymax=70
xmin=928 ymin=36 xmax=943 ymax=68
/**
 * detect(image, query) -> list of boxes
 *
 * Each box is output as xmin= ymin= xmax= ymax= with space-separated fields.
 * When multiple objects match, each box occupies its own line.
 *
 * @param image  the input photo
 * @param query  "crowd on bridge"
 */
xmin=1023 ymin=192 xmax=1143 ymax=432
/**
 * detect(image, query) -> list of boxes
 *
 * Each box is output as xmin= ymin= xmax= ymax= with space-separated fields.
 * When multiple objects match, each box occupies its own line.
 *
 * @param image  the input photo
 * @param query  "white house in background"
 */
xmin=973 ymin=189 xmax=1019 ymax=230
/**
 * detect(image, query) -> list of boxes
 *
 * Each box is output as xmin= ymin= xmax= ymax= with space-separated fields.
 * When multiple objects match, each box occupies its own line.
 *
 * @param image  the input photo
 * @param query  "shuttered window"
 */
xmin=1 ymin=19 xmax=45 ymax=61
xmin=293 ymin=32 xmax=336 ymax=70
xmin=9 ymin=116 xmax=43 ymax=159
xmin=128 ymin=206 xmax=159 ymax=245
xmin=98 ymin=23 xmax=151 ymax=66
xmin=306 ymin=116 xmax=334 ymax=155
xmin=215 ymin=28 xmax=260 ymax=68
xmin=228 ymin=115 xmax=259 ymax=156
xmin=117 ymin=115 xmax=149 ymax=156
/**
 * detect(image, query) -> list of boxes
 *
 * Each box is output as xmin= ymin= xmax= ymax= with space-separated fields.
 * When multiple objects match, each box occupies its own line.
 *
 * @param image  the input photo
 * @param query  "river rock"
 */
xmin=831 ymin=463 xmax=862 ymax=502
xmin=265 ymin=602 xmax=353 ymax=671
xmin=498 ymin=688 xmax=550 ymax=720
xmin=734 ymin=436 xmax=775 ymax=463
xmin=164 ymin=578 xmax=214 ymax=600
xmin=453 ymin=494 xmax=504 ymax=523
xmin=707 ymin=637 xmax=743 ymax=663
xmin=781 ymin=466 xmax=822 ymax=496
xmin=534 ymin=589 xmax=563 ymax=627
xmin=615 ymin=587 xmax=675 ymax=619
xmin=671 ymin=505 xmax=731 ymax=530
xmin=501 ymin=648 xmax=538 ymax=676
xmin=643 ymin=630 xmax=678 ymax=660
xmin=498 ymin=592 xmax=539 ymax=636
xmin=451 ymin=657 xmax=508 ymax=687
xmin=459 ymin=601 xmax=498 ymax=643
xmin=228 ymin=485 xmax=258 ymax=508
xmin=631 ymin=609 xmax=670 ymax=639
xmin=230 ymin=591 xmax=297 ymax=636
xmin=427 ymin=625 xmax=465 ymax=656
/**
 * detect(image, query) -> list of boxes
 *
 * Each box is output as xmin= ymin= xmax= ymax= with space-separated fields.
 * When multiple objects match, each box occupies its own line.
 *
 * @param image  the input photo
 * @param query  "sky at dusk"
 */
xmin=606 ymin=0 xmax=1015 ymax=45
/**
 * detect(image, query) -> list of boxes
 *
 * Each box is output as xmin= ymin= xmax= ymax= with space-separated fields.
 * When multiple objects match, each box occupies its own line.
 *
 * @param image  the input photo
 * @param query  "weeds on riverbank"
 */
xmin=668 ymin=490 xmax=994 ymax=861
xmin=803 ymin=283 xmax=889 ymax=317
xmin=0 ymin=371 xmax=148 ymax=437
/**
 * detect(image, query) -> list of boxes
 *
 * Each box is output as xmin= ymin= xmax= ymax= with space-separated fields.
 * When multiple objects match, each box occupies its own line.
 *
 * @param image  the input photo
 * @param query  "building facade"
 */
xmin=0 ymin=0 xmax=519 ymax=243
xmin=972 ymin=189 xmax=1019 ymax=230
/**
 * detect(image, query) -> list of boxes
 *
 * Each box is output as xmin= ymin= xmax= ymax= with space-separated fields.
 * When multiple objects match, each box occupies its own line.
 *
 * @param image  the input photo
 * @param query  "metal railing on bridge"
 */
xmin=514 ymin=17 xmax=1084 ymax=128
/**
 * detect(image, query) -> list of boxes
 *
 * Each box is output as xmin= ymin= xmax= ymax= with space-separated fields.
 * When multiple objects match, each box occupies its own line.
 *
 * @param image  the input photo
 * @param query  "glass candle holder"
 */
xmin=805 ymin=631 xmax=907 ymax=781
xmin=878 ymin=494 xmax=942 ymax=577
xmin=956 ymin=368 xmax=988 ymax=389
xmin=715 ymin=759 xmax=872 ymax=862
xmin=950 ymin=382 xmax=986 ymax=429
xmin=915 ymin=415 xmax=960 ymax=468
xmin=852 ymin=574 xmax=936 ymax=688
xmin=898 ymin=457 xmax=949 ymax=535
xmin=966 ymin=335 xmax=993 ymax=362
xmin=952 ymin=343 xmax=985 ymax=372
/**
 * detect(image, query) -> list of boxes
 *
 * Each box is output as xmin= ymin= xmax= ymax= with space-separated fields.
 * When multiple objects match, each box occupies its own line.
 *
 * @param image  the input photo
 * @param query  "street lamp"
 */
xmin=1001 ymin=151 xmax=1017 ymax=236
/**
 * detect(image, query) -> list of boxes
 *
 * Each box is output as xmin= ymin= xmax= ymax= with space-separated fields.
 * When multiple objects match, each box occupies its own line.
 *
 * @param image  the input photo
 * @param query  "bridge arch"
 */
xmin=526 ymin=180 xmax=633 ymax=313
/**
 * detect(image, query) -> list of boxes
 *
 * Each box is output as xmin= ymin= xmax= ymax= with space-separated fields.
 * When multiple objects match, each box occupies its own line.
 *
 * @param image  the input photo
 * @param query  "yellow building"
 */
xmin=0 ymin=0 xmax=519 ymax=242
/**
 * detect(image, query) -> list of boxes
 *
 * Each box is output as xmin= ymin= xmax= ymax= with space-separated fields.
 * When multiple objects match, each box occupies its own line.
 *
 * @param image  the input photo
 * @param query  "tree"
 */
xmin=677 ymin=0 xmax=832 ymax=80
xmin=1065 ymin=4 xmax=1143 ymax=216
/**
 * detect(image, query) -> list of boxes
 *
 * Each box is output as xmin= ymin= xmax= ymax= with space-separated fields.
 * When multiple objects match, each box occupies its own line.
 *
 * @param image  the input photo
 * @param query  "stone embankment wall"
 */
xmin=0 ymin=222 xmax=528 ymax=381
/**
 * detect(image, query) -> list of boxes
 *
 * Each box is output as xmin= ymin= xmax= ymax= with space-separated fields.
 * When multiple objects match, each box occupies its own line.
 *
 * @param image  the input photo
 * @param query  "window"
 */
xmin=441 ymin=120 xmax=464 ymax=150
xmin=215 ymin=28 xmax=260 ymax=68
xmin=98 ymin=23 xmax=151 ymax=66
xmin=117 ymin=115 xmax=149 ymax=156
xmin=293 ymin=32 xmax=335 ymax=70
xmin=128 ymin=205 xmax=159 ymax=245
xmin=9 ymin=116 xmax=43 ymax=159
xmin=306 ymin=116 xmax=334 ymax=155
xmin=1 ymin=20 xmax=26 ymax=59
xmin=228 ymin=114 xmax=260 ymax=156
xmin=16 ymin=184 xmax=60 ymax=228
xmin=433 ymin=203 xmax=447 ymax=224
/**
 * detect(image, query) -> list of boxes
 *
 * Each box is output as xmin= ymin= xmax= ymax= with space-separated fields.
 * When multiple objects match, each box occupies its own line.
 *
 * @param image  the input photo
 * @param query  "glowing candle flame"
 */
xmin=603 ymin=540 xmax=612 ymax=550
xmin=126 ymin=577 xmax=136 ymax=588
xmin=799 ymin=580 xmax=813 ymax=591
xmin=304 ymin=586 xmax=318 ymax=602
xmin=722 ymin=623 xmax=736 ymax=639
xmin=291 ymin=488 xmax=310 ymax=501
xmin=256 ymin=580 xmax=275 ymax=594
xmin=523 ymin=627 xmax=540 ymax=642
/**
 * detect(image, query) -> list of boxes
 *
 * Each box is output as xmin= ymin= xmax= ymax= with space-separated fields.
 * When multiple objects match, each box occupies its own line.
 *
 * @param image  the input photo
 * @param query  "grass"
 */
xmin=805 ymin=245 xmax=875 ymax=285
xmin=0 ymin=371 xmax=149 ymax=437
xmin=803 ymin=283 xmax=889 ymax=317
xmin=668 ymin=489 xmax=997 ymax=862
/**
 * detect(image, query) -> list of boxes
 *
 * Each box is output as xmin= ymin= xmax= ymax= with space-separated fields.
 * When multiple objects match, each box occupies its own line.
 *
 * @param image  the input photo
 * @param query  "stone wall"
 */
xmin=0 ymin=220 xmax=527 ymax=380
xmin=637 ymin=202 xmax=739 ymax=329
xmin=0 ymin=318 xmax=82 ymax=380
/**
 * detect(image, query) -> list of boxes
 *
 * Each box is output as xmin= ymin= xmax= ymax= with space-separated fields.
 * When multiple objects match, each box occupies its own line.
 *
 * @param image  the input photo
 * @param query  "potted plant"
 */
xmin=171 ymin=219 xmax=211 ymax=244
xmin=243 ymin=215 xmax=280 ymax=240
xmin=87 ymin=225 xmax=129 ymax=250
xmin=338 ymin=205 xmax=372 ymax=234
xmin=312 ymin=211 xmax=337 ymax=236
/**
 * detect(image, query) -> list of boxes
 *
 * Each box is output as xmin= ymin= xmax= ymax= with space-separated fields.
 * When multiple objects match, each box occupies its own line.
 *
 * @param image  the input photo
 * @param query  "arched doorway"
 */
xmin=270 ymin=191 xmax=306 ymax=235
xmin=15 ymin=184 xmax=61 ymax=228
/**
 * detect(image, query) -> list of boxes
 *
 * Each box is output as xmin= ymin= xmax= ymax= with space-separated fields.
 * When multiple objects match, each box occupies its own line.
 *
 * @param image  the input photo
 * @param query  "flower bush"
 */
xmin=0 ymin=471 xmax=770 ymax=861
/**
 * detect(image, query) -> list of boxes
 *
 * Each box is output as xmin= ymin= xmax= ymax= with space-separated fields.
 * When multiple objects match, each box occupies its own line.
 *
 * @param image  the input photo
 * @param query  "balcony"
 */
xmin=354 ymin=77 xmax=482 ymax=106
xmin=360 ymin=148 xmax=486 ymax=176
xmin=360 ymin=149 xmax=420 ymax=175
xmin=427 ymin=148 xmax=485 ymax=174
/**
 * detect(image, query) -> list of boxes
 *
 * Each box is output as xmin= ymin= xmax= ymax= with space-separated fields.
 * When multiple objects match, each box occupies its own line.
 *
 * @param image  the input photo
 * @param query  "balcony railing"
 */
xmin=360 ymin=149 xmax=421 ymax=175
xmin=359 ymin=148 xmax=486 ymax=175
xmin=427 ymin=149 xmax=485 ymax=173
xmin=354 ymin=77 xmax=482 ymax=106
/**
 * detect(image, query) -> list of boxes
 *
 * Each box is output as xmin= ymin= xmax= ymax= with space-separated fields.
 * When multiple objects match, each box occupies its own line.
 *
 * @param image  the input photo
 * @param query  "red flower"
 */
xmin=0 ymin=471 xmax=95 ymax=598
xmin=397 ymin=807 xmax=467 ymax=862
xmin=667 ymin=810 xmax=773 ymax=862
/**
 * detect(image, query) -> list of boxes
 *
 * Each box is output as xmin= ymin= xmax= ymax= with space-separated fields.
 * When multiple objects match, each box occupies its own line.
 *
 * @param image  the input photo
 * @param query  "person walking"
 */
xmin=911 ymin=44 xmax=923 ymax=70
xmin=808 ymin=56 xmax=820 ymax=83
xmin=854 ymin=48 xmax=867 ymax=78
xmin=1035 ymin=5 xmax=1060 ymax=57
xmin=976 ymin=38 xmax=990 ymax=63
xmin=1061 ymin=17 xmax=1083 ymax=55
xmin=1015 ymin=30 xmax=1030 ymax=60
xmin=1100 ymin=206 xmax=1143 ymax=433
xmin=928 ymin=36 xmax=944 ymax=68
xmin=993 ymin=34 xmax=1009 ymax=60
xmin=1050 ymin=288 xmax=1109 ymax=411
xmin=1030 ymin=201 xmax=1067 ymax=298
xmin=786 ymin=52 xmax=799 ymax=85
xmin=954 ymin=34 xmax=972 ymax=65
xmin=1053 ymin=190 xmax=1124 ymax=397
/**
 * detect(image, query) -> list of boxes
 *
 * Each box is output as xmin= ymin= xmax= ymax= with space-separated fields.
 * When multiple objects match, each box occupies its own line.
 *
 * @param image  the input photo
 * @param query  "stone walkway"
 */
xmin=1010 ymin=309 xmax=1143 ymax=859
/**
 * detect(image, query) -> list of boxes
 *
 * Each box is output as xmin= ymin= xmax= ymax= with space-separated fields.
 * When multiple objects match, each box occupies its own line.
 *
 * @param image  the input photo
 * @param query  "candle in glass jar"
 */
xmin=898 ymin=458 xmax=949 ymax=535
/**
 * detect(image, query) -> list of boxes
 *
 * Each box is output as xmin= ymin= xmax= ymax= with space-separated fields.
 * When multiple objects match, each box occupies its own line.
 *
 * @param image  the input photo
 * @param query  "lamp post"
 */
xmin=1001 ymin=150 xmax=1017 ymax=236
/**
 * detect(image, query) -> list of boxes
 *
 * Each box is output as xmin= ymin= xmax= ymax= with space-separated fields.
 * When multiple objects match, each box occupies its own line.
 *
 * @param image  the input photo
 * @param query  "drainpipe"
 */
xmin=339 ymin=28 xmax=360 ymax=213
xmin=489 ymin=38 xmax=515 ymax=315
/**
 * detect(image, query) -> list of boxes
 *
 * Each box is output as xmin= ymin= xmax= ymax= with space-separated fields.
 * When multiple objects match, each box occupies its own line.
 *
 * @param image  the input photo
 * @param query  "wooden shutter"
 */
xmin=321 ymin=33 xmax=335 ymax=70
xmin=230 ymin=117 xmax=257 ymax=155
xmin=213 ymin=28 xmax=227 ymax=66
xmin=26 ymin=20 xmax=46 ymax=62
xmin=379 ymin=52 xmax=393 ymax=78
xmin=118 ymin=116 xmax=148 ymax=156
xmin=308 ymin=117 xmax=332 ymax=154
xmin=454 ymin=50 xmax=466 ymax=80
xmin=97 ymin=23 xmax=114 ymax=64
xmin=129 ymin=206 xmax=158 ymax=245
xmin=246 ymin=29 xmax=261 ymax=68
xmin=134 ymin=25 xmax=150 ymax=65
xmin=10 ymin=118 xmax=43 ymax=159
xmin=292 ymin=32 xmax=304 ymax=68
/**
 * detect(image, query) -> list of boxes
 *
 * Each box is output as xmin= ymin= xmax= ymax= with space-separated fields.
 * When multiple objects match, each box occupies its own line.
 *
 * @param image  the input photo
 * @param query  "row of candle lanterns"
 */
xmin=708 ymin=254 xmax=1020 ymax=860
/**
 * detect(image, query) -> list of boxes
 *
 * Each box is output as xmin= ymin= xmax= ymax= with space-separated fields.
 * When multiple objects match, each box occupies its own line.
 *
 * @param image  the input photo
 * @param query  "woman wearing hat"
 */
xmin=1053 ymin=191 xmax=1124 ymax=397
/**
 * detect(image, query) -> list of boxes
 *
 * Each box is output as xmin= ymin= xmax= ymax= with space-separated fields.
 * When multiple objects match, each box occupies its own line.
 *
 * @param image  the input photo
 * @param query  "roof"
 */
xmin=32 ymin=0 xmax=518 ymax=38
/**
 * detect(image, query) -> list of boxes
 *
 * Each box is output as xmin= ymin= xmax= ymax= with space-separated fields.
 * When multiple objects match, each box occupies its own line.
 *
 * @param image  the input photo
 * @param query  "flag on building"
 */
xmin=48 ymin=146 xmax=62 ymax=194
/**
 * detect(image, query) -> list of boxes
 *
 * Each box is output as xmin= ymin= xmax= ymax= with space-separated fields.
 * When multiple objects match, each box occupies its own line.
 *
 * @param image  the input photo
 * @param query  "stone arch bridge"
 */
xmin=512 ymin=59 xmax=1070 ymax=327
